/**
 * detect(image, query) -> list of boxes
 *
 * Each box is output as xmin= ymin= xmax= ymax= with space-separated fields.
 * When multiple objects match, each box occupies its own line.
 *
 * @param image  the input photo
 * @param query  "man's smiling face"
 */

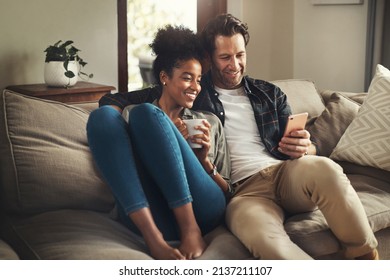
xmin=210 ymin=33 xmax=247 ymax=89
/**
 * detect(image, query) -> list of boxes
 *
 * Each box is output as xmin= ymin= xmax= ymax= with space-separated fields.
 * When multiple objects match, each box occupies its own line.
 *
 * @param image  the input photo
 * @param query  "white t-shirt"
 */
xmin=215 ymin=86 xmax=281 ymax=184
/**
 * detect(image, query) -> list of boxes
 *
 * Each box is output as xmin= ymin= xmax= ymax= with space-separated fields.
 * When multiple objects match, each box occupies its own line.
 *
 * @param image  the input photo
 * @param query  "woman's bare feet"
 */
xmin=178 ymin=227 xmax=207 ymax=259
xmin=145 ymin=234 xmax=185 ymax=260
xmin=129 ymin=208 xmax=185 ymax=260
xmin=173 ymin=203 xmax=208 ymax=259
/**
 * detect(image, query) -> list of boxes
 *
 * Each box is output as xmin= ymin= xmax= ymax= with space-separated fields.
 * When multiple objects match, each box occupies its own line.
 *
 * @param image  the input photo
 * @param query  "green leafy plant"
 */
xmin=44 ymin=40 xmax=93 ymax=80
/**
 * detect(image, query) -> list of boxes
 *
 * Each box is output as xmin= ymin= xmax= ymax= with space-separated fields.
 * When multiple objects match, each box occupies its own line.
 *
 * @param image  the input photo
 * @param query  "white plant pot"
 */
xmin=44 ymin=61 xmax=79 ymax=87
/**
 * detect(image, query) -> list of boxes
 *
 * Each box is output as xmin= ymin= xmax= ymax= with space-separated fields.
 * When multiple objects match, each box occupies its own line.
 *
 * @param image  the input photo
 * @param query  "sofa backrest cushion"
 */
xmin=0 ymin=90 xmax=114 ymax=215
xmin=271 ymin=79 xmax=325 ymax=119
xmin=306 ymin=92 xmax=360 ymax=157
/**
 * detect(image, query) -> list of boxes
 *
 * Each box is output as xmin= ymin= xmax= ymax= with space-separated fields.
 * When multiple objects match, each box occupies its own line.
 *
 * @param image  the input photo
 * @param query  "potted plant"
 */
xmin=44 ymin=40 xmax=93 ymax=88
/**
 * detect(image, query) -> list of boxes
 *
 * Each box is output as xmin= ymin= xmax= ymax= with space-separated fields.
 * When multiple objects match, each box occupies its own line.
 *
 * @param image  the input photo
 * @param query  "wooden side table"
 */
xmin=6 ymin=81 xmax=116 ymax=104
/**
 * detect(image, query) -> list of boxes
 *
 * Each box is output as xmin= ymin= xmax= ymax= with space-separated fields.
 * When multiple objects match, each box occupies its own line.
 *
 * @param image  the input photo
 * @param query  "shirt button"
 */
xmin=214 ymin=93 xmax=218 ymax=96
xmin=220 ymin=112 xmax=224 ymax=116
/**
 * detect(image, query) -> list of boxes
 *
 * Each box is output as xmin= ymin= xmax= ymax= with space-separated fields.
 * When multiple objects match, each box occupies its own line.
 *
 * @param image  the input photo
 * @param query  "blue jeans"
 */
xmin=86 ymin=104 xmax=225 ymax=240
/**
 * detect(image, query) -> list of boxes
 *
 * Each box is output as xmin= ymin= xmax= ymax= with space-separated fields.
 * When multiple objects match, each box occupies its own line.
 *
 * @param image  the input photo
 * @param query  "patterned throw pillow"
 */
xmin=330 ymin=64 xmax=390 ymax=171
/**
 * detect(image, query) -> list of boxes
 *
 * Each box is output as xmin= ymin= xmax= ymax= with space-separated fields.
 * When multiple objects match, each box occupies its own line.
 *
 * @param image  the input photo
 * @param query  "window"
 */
xmin=126 ymin=0 xmax=197 ymax=90
xmin=117 ymin=0 xmax=226 ymax=92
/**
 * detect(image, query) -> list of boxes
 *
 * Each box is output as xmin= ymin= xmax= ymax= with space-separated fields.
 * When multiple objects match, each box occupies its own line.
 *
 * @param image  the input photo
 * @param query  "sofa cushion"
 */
xmin=0 ymin=90 xmax=114 ymax=214
xmin=271 ymin=79 xmax=325 ymax=119
xmin=337 ymin=161 xmax=390 ymax=190
xmin=0 ymin=239 xmax=19 ymax=259
xmin=320 ymin=89 xmax=367 ymax=105
xmin=5 ymin=209 xmax=252 ymax=260
xmin=6 ymin=210 xmax=153 ymax=259
xmin=307 ymin=92 xmax=360 ymax=157
xmin=330 ymin=64 xmax=390 ymax=171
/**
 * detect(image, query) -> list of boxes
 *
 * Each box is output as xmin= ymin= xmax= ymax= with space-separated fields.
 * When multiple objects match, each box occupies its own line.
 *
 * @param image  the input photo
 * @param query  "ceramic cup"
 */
xmin=182 ymin=119 xmax=206 ymax=148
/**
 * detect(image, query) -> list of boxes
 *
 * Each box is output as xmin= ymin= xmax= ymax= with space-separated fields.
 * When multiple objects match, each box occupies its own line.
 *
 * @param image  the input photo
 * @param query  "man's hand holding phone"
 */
xmin=278 ymin=112 xmax=313 ymax=158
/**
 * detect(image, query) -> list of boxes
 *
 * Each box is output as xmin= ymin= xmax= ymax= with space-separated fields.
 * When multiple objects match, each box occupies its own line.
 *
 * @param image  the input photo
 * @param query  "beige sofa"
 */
xmin=1 ymin=79 xmax=389 ymax=260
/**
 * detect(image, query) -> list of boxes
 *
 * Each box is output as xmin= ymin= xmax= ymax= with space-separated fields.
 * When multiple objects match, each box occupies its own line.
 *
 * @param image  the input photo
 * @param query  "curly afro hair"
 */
xmin=149 ymin=25 xmax=204 ymax=85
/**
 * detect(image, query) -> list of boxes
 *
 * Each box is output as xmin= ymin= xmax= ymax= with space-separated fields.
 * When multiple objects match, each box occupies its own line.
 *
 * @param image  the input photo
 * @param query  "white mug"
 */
xmin=182 ymin=119 xmax=206 ymax=148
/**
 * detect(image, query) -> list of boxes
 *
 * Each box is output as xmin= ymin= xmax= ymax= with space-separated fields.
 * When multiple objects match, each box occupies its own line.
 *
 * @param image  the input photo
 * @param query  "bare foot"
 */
xmin=128 ymin=208 xmax=185 ymax=260
xmin=149 ymin=241 xmax=186 ymax=260
xmin=144 ymin=234 xmax=185 ymax=260
xmin=179 ymin=228 xmax=207 ymax=259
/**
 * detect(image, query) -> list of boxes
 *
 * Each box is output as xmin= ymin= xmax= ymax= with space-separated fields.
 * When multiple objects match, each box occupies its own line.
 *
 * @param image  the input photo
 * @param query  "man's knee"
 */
xmin=226 ymin=197 xmax=283 ymax=231
xmin=295 ymin=156 xmax=352 ymax=200
xmin=298 ymin=156 xmax=344 ymax=181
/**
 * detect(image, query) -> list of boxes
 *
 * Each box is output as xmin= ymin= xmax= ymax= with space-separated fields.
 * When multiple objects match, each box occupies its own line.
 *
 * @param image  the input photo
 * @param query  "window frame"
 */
xmin=117 ymin=0 xmax=226 ymax=92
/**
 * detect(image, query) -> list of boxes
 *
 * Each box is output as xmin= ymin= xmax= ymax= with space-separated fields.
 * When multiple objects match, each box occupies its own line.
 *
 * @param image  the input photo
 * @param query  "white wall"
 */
xmin=293 ymin=0 xmax=368 ymax=92
xmin=0 ymin=0 xmax=118 ymax=92
xmin=0 ymin=0 xmax=369 ymax=93
xmin=228 ymin=0 xmax=294 ymax=81
xmin=229 ymin=0 xmax=368 ymax=92
xmin=244 ymin=0 xmax=294 ymax=81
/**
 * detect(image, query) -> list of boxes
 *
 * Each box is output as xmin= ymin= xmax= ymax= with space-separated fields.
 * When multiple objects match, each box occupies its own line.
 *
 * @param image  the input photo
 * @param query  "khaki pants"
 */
xmin=226 ymin=156 xmax=377 ymax=259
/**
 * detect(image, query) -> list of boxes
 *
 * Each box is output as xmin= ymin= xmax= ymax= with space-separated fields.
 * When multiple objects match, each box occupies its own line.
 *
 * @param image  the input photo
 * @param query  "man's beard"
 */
xmin=213 ymin=68 xmax=243 ymax=89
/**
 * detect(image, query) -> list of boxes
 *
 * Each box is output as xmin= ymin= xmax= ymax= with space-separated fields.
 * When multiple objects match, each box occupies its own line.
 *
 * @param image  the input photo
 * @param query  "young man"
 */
xmin=191 ymin=13 xmax=378 ymax=260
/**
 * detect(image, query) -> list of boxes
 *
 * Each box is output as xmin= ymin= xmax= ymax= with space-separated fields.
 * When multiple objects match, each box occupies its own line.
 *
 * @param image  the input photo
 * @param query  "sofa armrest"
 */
xmin=72 ymin=101 xmax=99 ymax=112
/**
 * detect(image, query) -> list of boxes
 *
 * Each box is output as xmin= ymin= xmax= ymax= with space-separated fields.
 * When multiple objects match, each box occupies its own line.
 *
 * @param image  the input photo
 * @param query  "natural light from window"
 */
xmin=127 ymin=0 xmax=197 ymax=90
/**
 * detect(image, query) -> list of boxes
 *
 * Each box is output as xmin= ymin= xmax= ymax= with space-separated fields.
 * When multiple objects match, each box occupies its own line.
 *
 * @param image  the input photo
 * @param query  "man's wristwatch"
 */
xmin=208 ymin=164 xmax=217 ymax=177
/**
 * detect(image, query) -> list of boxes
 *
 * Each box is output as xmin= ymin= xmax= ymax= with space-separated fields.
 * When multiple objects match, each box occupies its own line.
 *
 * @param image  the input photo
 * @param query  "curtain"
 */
xmin=365 ymin=0 xmax=389 ymax=90
xmin=381 ymin=1 xmax=390 ymax=69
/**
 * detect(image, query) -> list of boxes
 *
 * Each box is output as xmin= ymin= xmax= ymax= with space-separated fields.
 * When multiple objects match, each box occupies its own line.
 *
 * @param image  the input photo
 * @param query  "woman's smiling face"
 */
xmin=162 ymin=58 xmax=202 ymax=109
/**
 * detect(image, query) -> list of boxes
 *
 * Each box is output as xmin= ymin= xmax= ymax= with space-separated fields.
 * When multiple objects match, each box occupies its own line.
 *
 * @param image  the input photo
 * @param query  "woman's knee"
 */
xmin=129 ymin=103 xmax=165 ymax=127
xmin=128 ymin=104 xmax=172 ymax=143
xmin=130 ymin=103 xmax=157 ymax=120
xmin=87 ymin=106 xmax=126 ymax=137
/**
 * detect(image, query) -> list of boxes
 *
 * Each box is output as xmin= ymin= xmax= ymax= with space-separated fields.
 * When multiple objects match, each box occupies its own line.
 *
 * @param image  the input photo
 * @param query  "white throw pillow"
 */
xmin=330 ymin=64 xmax=390 ymax=171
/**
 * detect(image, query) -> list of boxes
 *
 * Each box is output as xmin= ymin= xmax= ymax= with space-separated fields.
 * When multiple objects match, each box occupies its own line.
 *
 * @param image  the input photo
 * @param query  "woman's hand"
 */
xmin=175 ymin=118 xmax=231 ymax=194
xmin=174 ymin=118 xmax=190 ymax=140
xmin=174 ymin=118 xmax=211 ymax=163
xmin=190 ymin=119 xmax=211 ymax=163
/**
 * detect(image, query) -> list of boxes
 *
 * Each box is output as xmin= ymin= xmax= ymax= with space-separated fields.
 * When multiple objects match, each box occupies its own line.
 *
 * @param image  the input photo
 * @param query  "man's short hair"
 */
xmin=200 ymin=13 xmax=250 ymax=55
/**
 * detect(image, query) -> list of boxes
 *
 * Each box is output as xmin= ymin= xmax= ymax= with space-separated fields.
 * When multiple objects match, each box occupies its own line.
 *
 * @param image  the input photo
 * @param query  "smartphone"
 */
xmin=283 ymin=112 xmax=308 ymax=137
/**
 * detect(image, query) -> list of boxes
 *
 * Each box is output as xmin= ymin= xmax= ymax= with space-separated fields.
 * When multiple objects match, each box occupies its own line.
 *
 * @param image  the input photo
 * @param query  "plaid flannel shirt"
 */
xmin=192 ymin=72 xmax=292 ymax=160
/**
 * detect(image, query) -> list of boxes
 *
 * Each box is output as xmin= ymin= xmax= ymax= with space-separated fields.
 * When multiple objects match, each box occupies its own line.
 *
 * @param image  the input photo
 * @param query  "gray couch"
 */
xmin=1 ymin=79 xmax=389 ymax=260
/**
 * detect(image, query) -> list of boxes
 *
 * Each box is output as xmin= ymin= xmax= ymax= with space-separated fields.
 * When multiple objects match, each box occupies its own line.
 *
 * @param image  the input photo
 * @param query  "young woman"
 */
xmin=86 ymin=25 xmax=231 ymax=260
